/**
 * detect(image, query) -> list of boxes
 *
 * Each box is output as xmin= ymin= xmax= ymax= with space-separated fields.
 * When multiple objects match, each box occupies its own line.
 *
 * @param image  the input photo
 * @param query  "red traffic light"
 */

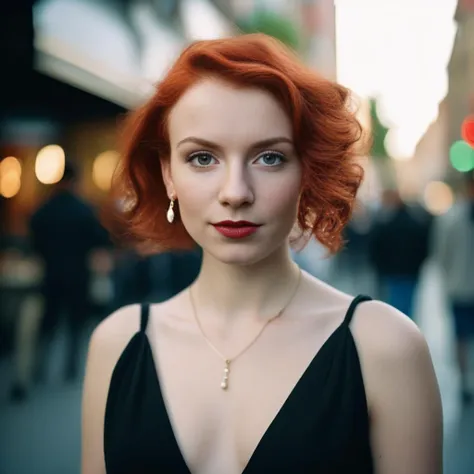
xmin=462 ymin=116 xmax=474 ymax=147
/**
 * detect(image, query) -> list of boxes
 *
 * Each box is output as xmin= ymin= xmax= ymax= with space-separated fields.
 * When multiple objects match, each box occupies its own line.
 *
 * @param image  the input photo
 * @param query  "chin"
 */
xmin=205 ymin=240 xmax=283 ymax=266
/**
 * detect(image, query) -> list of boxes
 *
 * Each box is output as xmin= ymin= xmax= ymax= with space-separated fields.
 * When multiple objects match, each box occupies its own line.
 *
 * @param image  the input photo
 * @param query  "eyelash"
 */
xmin=186 ymin=150 xmax=287 ymax=168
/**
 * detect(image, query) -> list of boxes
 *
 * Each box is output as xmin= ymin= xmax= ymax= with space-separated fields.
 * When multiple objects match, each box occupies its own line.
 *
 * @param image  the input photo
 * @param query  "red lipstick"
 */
xmin=212 ymin=220 xmax=261 ymax=239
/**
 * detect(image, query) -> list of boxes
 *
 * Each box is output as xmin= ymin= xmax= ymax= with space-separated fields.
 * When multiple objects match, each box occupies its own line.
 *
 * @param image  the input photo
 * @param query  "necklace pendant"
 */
xmin=220 ymin=360 xmax=230 ymax=390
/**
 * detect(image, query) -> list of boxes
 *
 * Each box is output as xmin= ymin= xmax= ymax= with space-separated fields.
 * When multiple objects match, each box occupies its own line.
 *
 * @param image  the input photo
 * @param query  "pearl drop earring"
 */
xmin=167 ymin=199 xmax=175 ymax=224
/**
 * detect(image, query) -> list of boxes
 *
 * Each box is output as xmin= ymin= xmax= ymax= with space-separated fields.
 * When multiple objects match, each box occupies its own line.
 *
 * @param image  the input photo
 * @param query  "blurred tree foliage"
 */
xmin=368 ymin=98 xmax=398 ymax=190
xmin=237 ymin=9 xmax=302 ymax=51
xmin=369 ymin=98 xmax=389 ymax=160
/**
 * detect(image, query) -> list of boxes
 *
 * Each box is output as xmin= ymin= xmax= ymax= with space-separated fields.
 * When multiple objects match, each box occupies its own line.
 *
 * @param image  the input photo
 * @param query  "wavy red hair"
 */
xmin=108 ymin=33 xmax=366 ymax=254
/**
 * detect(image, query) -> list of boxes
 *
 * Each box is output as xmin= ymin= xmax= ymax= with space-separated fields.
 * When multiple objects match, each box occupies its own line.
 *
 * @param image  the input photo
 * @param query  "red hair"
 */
xmin=108 ymin=33 xmax=366 ymax=254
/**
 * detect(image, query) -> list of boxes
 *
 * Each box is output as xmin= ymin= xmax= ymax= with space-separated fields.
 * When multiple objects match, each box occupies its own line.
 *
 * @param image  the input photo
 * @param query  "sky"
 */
xmin=335 ymin=0 xmax=458 ymax=159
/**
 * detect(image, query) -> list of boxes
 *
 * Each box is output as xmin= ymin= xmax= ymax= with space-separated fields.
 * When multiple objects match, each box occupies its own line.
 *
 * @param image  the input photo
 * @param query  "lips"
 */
xmin=212 ymin=220 xmax=261 ymax=239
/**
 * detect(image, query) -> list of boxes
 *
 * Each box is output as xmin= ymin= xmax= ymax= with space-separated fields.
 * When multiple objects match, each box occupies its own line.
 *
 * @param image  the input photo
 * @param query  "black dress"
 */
xmin=104 ymin=295 xmax=374 ymax=473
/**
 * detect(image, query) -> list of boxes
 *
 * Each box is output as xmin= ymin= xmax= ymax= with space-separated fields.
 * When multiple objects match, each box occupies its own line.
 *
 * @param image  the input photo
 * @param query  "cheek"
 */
xmin=173 ymin=175 xmax=212 ymax=224
xmin=261 ymin=174 xmax=302 ymax=217
xmin=170 ymin=160 xmax=203 ymax=207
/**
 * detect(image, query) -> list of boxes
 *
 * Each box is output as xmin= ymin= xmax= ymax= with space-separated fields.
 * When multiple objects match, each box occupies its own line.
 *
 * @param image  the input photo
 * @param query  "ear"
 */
xmin=160 ymin=158 xmax=176 ymax=200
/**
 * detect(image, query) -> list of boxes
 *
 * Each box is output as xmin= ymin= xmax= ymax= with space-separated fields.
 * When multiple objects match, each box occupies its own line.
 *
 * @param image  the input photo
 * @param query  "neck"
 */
xmin=191 ymin=244 xmax=301 ymax=324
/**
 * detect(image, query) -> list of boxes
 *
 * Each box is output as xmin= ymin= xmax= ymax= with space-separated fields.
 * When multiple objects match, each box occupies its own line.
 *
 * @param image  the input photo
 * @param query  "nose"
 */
xmin=218 ymin=164 xmax=254 ymax=208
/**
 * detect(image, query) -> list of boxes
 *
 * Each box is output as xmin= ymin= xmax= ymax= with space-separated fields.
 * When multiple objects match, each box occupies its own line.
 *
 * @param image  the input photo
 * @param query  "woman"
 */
xmin=82 ymin=34 xmax=442 ymax=474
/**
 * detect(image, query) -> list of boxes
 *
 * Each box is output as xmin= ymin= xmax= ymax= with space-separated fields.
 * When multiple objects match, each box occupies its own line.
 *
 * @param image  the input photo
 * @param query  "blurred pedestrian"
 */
xmin=432 ymin=175 xmax=474 ymax=404
xmin=11 ymin=161 xmax=110 ymax=399
xmin=369 ymin=190 xmax=431 ymax=319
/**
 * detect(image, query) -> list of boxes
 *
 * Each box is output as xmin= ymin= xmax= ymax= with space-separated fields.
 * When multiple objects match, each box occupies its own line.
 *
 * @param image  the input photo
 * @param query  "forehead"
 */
xmin=167 ymin=78 xmax=293 ymax=145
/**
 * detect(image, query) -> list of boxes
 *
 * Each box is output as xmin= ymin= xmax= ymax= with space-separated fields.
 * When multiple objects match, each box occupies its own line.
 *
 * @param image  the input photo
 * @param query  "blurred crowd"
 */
xmin=1 ymin=163 xmax=474 ymax=407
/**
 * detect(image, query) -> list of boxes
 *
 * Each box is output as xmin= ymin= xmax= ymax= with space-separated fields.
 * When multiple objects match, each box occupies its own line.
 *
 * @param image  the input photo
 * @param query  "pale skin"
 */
xmin=81 ymin=79 xmax=443 ymax=474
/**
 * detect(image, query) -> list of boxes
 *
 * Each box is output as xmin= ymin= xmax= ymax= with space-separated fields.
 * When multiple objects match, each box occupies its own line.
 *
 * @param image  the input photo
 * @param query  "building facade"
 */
xmin=230 ymin=0 xmax=337 ymax=78
xmin=446 ymin=0 xmax=474 ymax=181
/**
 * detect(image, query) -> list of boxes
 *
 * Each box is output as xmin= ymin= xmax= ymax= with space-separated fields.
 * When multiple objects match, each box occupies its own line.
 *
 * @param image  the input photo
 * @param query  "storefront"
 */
xmin=0 ymin=0 xmax=237 ymax=238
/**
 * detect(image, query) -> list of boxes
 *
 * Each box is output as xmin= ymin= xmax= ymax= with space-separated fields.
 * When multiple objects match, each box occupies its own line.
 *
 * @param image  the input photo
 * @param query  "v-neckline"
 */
xmin=143 ymin=322 xmax=346 ymax=474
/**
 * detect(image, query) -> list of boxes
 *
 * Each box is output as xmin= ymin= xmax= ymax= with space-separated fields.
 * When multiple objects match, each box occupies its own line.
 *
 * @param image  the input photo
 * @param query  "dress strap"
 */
xmin=140 ymin=303 xmax=150 ymax=333
xmin=343 ymin=294 xmax=372 ymax=327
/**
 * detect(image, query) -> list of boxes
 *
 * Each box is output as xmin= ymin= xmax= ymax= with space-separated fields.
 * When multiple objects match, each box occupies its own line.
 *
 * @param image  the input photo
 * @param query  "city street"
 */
xmin=0 ymin=2 xmax=470 ymax=474
xmin=0 ymin=261 xmax=473 ymax=474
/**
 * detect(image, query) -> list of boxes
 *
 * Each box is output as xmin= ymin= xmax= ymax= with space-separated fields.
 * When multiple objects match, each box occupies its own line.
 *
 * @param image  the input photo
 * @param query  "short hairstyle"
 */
xmin=108 ymin=33 xmax=366 ymax=254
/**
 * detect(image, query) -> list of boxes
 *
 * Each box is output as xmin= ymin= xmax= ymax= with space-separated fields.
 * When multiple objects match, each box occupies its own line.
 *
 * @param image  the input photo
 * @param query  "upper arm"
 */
xmin=354 ymin=301 xmax=443 ymax=474
xmin=81 ymin=305 xmax=139 ymax=474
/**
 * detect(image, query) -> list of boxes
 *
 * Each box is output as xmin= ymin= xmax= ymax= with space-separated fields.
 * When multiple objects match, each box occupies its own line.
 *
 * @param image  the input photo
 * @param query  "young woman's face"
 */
xmin=163 ymin=78 xmax=302 ymax=266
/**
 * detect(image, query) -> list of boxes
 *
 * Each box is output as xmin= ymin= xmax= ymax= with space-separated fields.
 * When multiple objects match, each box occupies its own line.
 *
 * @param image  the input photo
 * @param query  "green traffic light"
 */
xmin=449 ymin=140 xmax=474 ymax=172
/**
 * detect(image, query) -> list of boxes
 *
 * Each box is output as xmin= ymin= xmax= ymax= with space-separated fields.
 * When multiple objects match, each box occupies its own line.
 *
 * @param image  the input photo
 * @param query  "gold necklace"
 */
xmin=189 ymin=268 xmax=302 ymax=391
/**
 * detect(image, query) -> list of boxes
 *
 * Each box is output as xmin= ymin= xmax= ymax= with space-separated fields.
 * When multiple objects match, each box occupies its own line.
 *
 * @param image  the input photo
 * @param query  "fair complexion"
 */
xmin=81 ymin=78 xmax=442 ymax=474
xmin=161 ymin=78 xmax=302 ymax=328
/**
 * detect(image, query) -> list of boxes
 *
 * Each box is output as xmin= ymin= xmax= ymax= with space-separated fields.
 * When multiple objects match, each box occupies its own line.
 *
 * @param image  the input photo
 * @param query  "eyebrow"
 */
xmin=176 ymin=136 xmax=294 ymax=152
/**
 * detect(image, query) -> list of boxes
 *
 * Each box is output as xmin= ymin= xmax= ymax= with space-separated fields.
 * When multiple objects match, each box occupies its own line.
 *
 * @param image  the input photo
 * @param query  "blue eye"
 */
xmin=256 ymin=151 xmax=286 ymax=166
xmin=188 ymin=152 xmax=217 ymax=167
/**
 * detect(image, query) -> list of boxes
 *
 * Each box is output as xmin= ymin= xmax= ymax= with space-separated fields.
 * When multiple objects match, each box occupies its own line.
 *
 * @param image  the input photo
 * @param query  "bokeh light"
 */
xmin=384 ymin=128 xmax=415 ymax=161
xmin=449 ymin=140 xmax=474 ymax=172
xmin=0 ymin=156 xmax=22 ymax=177
xmin=423 ymin=181 xmax=454 ymax=216
xmin=461 ymin=116 xmax=474 ymax=147
xmin=92 ymin=150 xmax=120 ymax=191
xmin=0 ymin=173 xmax=21 ymax=198
xmin=0 ymin=157 xmax=22 ymax=198
xmin=181 ymin=0 xmax=231 ymax=40
xmin=35 ymin=145 xmax=65 ymax=184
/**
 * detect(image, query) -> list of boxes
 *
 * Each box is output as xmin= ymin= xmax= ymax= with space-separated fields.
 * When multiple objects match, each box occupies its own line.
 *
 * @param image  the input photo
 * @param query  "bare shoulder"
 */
xmin=88 ymin=304 xmax=141 ymax=360
xmin=86 ymin=291 xmax=189 ymax=363
xmin=301 ymin=272 xmax=425 ymax=349
xmin=303 ymin=273 xmax=435 ymax=399
xmin=349 ymin=299 xmax=430 ymax=366
xmin=81 ymin=304 xmax=141 ymax=473
xmin=348 ymin=299 xmax=441 ymax=421
xmin=82 ymin=303 xmax=143 ymax=415
xmin=321 ymin=291 xmax=443 ymax=472
xmin=348 ymin=302 xmax=442 ymax=472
